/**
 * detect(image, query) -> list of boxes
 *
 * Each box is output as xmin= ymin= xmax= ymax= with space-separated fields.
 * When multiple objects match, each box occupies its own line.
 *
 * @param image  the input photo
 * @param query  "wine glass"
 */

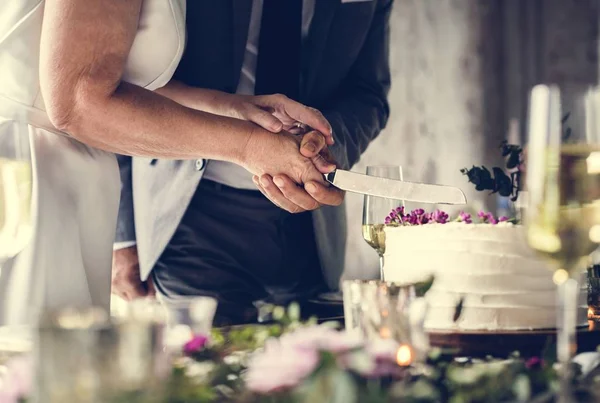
xmin=525 ymin=85 xmax=600 ymax=387
xmin=362 ymin=166 xmax=403 ymax=280
xmin=0 ymin=127 xmax=32 ymax=267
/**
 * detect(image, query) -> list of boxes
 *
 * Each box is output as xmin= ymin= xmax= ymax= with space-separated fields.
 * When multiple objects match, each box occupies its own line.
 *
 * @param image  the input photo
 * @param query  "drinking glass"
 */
xmin=362 ymin=166 xmax=403 ymax=280
xmin=525 ymin=85 xmax=600 ymax=387
xmin=36 ymin=304 xmax=168 ymax=402
xmin=342 ymin=279 xmax=429 ymax=364
xmin=0 ymin=127 xmax=32 ymax=266
xmin=163 ymin=297 xmax=218 ymax=351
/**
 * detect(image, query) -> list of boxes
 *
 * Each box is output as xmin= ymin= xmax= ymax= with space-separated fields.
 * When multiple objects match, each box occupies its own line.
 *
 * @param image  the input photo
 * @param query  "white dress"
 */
xmin=0 ymin=0 xmax=185 ymax=325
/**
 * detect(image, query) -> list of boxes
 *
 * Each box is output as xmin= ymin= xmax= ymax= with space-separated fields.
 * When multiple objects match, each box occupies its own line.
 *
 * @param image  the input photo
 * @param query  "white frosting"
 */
xmin=383 ymin=223 xmax=589 ymax=331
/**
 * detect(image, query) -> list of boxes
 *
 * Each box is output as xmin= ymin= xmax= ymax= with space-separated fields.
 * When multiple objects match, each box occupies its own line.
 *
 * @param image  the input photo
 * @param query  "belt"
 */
xmin=0 ymin=93 xmax=68 ymax=137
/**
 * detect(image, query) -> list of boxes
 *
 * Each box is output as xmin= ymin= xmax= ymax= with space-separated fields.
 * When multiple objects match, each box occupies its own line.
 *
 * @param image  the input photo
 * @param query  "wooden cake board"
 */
xmin=428 ymin=321 xmax=600 ymax=357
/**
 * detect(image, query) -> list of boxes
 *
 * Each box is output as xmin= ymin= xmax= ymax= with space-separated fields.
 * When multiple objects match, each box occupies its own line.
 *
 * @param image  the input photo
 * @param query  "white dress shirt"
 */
xmin=202 ymin=0 xmax=316 ymax=190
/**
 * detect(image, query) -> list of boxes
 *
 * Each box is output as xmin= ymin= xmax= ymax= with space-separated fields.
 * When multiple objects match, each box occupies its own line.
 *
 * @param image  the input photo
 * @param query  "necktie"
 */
xmin=254 ymin=0 xmax=303 ymax=99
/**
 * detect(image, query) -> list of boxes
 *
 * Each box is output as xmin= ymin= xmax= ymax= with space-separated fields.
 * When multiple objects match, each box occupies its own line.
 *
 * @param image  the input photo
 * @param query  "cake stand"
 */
xmin=428 ymin=321 xmax=600 ymax=357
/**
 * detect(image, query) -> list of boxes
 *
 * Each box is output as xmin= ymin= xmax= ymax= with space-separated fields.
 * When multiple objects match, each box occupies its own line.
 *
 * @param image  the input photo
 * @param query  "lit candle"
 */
xmin=396 ymin=344 xmax=413 ymax=366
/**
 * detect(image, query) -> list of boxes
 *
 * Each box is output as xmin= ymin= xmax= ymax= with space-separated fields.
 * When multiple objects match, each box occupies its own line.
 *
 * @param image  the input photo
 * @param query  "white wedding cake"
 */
xmin=383 ymin=221 xmax=589 ymax=331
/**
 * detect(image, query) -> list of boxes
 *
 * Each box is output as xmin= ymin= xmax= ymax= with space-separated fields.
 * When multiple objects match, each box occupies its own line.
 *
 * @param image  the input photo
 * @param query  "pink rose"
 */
xmin=0 ymin=356 xmax=32 ymax=402
xmin=245 ymin=342 xmax=319 ymax=394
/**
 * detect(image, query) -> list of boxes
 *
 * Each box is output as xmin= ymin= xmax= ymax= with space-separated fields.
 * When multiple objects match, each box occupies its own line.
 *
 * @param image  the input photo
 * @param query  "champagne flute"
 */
xmin=525 ymin=85 xmax=600 ymax=387
xmin=0 ymin=127 xmax=32 ymax=267
xmin=362 ymin=166 xmax=403 ymax=280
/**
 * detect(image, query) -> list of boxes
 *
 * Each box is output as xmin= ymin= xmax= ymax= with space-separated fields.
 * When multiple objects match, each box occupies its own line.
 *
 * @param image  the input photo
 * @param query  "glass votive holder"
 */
xmin=163 ymin=296 xmax=218 ymax=352
xmin=35 ymin=303 xmax=168 ymax=403
xmin=342 ymin=280 xmax=429 ymax=363
xmin=588 ymin=265 xmax=600 ymax=321
xmin=35 ymin=306 xmax=109 ymax=403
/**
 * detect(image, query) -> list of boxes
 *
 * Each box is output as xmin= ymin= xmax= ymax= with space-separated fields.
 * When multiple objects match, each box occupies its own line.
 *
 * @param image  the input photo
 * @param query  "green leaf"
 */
xmin=414 ymin=275 xmax=435 ymax=297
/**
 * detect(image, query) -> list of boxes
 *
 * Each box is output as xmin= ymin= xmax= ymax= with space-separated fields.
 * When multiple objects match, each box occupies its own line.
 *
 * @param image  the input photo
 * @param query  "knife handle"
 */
xmin=324 ymin=170 xmax=336 ymax=184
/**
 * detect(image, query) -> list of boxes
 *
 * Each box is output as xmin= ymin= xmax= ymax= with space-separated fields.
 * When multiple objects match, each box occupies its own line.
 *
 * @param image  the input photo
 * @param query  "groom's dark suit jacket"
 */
xmin=116 ymin=0 xmax=392 ymax=290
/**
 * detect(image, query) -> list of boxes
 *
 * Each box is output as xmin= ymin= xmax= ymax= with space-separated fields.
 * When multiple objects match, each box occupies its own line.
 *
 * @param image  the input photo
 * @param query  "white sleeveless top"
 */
xmin=0 ymin=0 xmax=186 ymax=325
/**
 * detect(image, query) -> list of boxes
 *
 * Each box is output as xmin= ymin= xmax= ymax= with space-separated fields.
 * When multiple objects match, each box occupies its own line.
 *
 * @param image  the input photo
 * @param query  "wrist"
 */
xmin=236 ymin=124 xmax=271 ymax=170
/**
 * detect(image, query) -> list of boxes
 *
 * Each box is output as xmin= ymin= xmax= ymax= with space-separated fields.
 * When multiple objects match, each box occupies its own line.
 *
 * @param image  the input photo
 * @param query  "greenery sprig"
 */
xmin=460 ymin=141 xmax=523 ymax=202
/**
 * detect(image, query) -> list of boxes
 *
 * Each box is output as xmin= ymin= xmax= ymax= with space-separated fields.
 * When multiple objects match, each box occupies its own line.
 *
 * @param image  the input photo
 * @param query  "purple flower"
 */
xmin=499 ymin=216 xmax=509 ymax=222
xmin=458 ymin=212 xmax=472 ymax=224
xmin=430 ymin=210 xmax=449 ymax=224
xmin=413 ymin=208 xmax=425 ymax=216
xmin=183 ymin=334 xmax=209 ymax=355
xmin=525 ymin=356 xmax=544 ymax=369
xmin=339 ymin=338 xmax=404 ymax=378
xmin=477 ymin=211 xmax=500 ymax=224
xmin=486 ymin=213 xmax=498 ymax=224
xmin=386 ymin=206 xmax=407 ymax=225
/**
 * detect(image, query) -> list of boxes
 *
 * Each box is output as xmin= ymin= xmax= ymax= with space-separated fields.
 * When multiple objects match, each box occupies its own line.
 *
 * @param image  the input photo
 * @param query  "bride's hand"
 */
xmin=156 ymin=82 xmax=334 ymax=143
xmin=222 ymin=93 xmax=334 ymax=143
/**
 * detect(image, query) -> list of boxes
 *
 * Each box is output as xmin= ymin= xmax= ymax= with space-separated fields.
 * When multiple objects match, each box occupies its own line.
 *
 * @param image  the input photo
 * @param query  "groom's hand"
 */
xmin=111 ymin=246 xmax=155 ymax=301
xmin=253 ymin=131 xmax=344 ymax=213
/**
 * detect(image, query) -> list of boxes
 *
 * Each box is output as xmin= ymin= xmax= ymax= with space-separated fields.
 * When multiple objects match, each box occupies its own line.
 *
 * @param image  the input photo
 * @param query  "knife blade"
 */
xmin=325 ymin=169 xmax=467 ymax=205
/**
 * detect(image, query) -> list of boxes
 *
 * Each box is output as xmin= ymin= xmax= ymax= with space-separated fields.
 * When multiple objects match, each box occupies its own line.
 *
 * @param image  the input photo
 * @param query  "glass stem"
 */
xmin=379 ymin=255 xmax=385 ymax=281
xmin=557 ymin=277 xmax=579 ymax=385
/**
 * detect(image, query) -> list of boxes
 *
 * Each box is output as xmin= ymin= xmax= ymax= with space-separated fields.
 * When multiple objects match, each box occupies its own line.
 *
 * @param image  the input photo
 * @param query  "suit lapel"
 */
xmin=301 ymin=0 xmax=338 ymax=102
xmin=232 ymin=0 xmax=253 ymax=91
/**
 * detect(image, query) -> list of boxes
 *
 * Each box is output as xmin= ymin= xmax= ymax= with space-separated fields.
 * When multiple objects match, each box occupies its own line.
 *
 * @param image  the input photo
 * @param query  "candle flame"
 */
xmin=396 ymin=344 xmax=413 ymax=366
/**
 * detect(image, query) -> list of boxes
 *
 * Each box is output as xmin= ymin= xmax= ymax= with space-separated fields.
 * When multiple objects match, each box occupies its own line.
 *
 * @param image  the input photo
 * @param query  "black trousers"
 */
xmin=152 ymin=180 xmax=327 ymax=326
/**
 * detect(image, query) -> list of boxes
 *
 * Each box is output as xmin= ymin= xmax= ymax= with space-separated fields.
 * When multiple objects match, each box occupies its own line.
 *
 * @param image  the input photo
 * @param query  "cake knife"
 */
xmin=324 ymin=169 xmax=467 ymax=205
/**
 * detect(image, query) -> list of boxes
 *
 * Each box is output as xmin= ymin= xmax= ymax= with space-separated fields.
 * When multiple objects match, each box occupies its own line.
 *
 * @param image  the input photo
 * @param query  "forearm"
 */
xmin=155 ymin=81 xmax=233 ymax=117
xmin=40 ymin=0 xmax=259 ymax=162
xmin=51 ymin=81 xmax=258 ymax=161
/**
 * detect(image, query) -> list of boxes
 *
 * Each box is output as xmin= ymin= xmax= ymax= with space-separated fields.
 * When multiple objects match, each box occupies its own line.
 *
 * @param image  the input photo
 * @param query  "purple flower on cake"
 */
xmin=183 ymin=334 xmax=209 ymax=355
xmin=385 ymin=207 xmax=512 ymax=226
xmin=430 ymin=210 xmax=449 ymax=224
xmin=457 ymin=212 xmax=472 ymax=224
xmin=477 ymin=211 xmax=499 ymax=224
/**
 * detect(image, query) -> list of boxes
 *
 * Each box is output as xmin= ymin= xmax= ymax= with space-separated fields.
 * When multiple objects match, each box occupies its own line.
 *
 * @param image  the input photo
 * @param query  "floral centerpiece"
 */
xmin=4 ymin=304 xmax=600 ymax=402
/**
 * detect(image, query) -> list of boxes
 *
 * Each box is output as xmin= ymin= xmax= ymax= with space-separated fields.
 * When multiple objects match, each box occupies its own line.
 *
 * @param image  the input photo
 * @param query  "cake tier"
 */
xmin=384 ymin=223 xmax=589 ymax=331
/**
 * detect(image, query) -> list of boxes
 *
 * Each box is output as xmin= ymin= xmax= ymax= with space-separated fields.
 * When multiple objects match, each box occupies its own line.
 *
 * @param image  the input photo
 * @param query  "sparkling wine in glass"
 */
xmin=525 ymin=85 xmax=600 ymax=390
xmin=0 ymin=128 xmax=32 ymax=266
xmin=362 ymin=166 xmax=403 ymax=280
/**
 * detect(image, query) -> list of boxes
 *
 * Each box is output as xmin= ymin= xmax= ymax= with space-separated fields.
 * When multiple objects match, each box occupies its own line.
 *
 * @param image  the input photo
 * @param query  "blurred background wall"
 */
xmin=342 ymin=0 xmax=599 ymax=280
